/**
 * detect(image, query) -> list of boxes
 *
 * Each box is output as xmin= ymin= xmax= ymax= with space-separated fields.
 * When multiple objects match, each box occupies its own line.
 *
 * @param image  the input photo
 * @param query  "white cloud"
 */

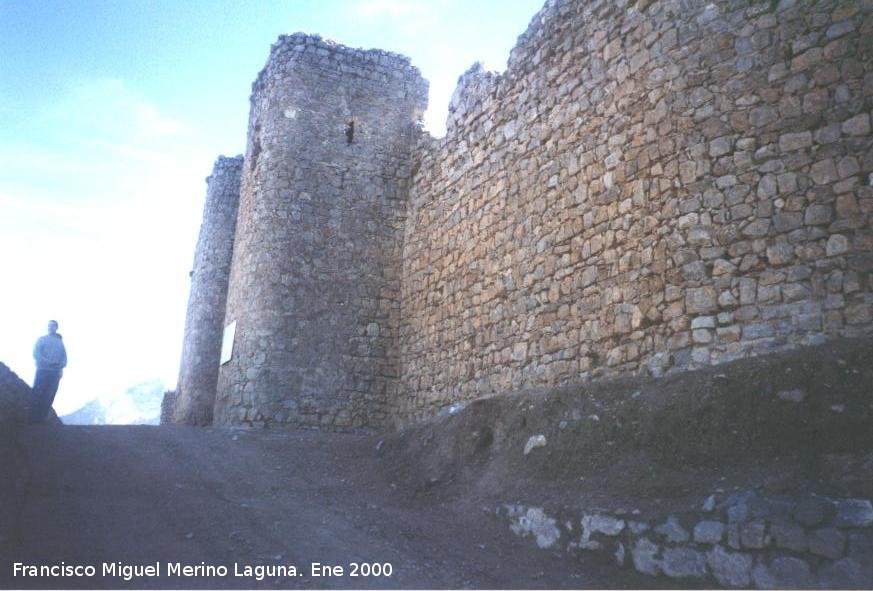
xmin=0 ymin=78 xmax=209 ymax=416
xmin=46 ymin=78 xmax=190 ymax=143
xmin=353 ymin=0 xmax=430 ymax=18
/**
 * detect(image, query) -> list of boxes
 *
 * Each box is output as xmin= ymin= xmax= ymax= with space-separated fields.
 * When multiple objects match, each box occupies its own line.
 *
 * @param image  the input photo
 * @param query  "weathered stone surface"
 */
xmin=686 ymin=287 xmax=719 ymax=314
xmin=0 ymin=362 xmax=30 ymax=425
xmin=707 ymin=545 xmax=752 ymax=588
xmin=777 ymin=388 xmax=805 ymax=402
xmin=614 ymin=542 xmax=625 ymax=566
xmin=702 ymin=495 xmax=717 ymax=512
xmin=818 ymin=558 xmax=868 ymax=589
xmin=752 ymin=556 xmax=815 ymax=589
xmin=661 ymin=547 xmax=707 ymax=579
xmin=809 ymin=527 xmax=847 ymax=559
xmin=742 ymin=219 xmax=771 ymax=238
xmin=160 ymin=390 xmax=177 ymax=425
xmin=810 ymin=159 xmax=839 ymax=185
xmin=631 ymin=537 xmax=660 ymax=576
xmin=508 ymin=506 xmax=561 ymax=549
xmin=794 ymin=496 xmax=835 ymax=527
xmin=655 ymin=516 xmax=690 ymax=543
xmin=842 ymin=113 xmax=870 ymax=136
xmin=392 ymin=0 xmax=873 ymax=423
xmin=0 ymin=363 xmax=33 ymax=557
xmin=805 ymin=203 xmax=833 ymax=225
xmin=215 ymin=34 xmax=428 ymax=429
xmin=725 ymin=490 xmax=769 ymax=523
xmin=767 ymin=242 xmax=794 ymax=266
xmin=583 ymin=514 xmax=625 ymax=536
xmin=693 ymin=520 xmax=724 ymax=544
xmin=835 ymin=499 xmax=873 ymax=527
xmin=176 ymin=0 xmax=873 ymax=428
xmin=171 ymin=156 xmax=243 ymax=426
xmin=740 ymin=520 xmax=767 ymax=549
xmin=523 ymin=434 xmax=547 ymax=455
xmin=771 ymin=520 xmax=807 ymax=552
xmin=826 ymin=234 xmax=850 ymax=256
xmin=779 ymin=131 xmax=812 ymax=151
xmin=848 ymin=531 xmax=873 ymax=563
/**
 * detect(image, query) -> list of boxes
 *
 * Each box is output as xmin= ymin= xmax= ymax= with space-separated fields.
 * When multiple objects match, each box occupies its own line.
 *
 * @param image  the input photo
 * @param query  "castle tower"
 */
xmin=214 ymin=34 xmax=428 ymax=429
xmin=171 ymin=155 xmax=243 ymax=425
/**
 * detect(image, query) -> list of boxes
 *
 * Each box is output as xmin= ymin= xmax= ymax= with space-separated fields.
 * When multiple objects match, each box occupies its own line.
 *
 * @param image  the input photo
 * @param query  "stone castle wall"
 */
xmin=213 ymin=34 xmax=428 ymax=429
xmin=170 ymin=155 xmax=243 ymax=425
xmin=177 ymin=0 xmax=873 ymax=430
xmin=398 ymin=0 xmax=873 ymax=422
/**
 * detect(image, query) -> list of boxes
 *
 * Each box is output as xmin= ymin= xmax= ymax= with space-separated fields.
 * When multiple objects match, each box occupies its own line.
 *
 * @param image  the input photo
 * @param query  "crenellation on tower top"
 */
xmin=252 ymin=33 xmax=428 ymax=109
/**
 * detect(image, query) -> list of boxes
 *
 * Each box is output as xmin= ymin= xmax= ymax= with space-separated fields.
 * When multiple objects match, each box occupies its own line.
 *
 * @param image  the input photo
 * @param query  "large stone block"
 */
xmin=686 ymin=287 xmax=719 ymax=314
xmin=661 ymin=547 xmax=707 ymax=579
xmin=835 ymin=499 xmax=873 ymax=527
xmin=753 ymin=557 xmax=815 ymax=589
xmin=707 ymin=545 xmax=752 ymax=588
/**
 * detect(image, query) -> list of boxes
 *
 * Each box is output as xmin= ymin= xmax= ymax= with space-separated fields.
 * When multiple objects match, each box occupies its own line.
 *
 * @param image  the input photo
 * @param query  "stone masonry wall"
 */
xmin=169 ymin=155 xmax=243 ymax=425
xmin=214 ymin=34 xmax=428 ymax=429
xmin=502 ymin=490 xmax=873 ymax=588
xmin=398 ymin=0 xmax=873 ymax=423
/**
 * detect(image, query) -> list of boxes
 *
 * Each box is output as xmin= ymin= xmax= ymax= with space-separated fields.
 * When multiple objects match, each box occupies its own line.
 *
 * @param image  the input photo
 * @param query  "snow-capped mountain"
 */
xmin=62 ymin=379 xmax=165 ymax=425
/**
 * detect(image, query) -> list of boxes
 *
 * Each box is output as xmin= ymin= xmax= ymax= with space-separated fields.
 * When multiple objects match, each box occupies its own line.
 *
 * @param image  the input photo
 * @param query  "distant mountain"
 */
xmin=62 ymin=379 xmax=165 ymax=425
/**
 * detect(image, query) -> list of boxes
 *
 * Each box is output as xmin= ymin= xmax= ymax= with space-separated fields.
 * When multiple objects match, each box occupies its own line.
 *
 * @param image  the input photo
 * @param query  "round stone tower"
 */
xmin=214 ymin=34 xmax=428 ymax=430
xmin=171 ymin=155 xmax=243 ymax=425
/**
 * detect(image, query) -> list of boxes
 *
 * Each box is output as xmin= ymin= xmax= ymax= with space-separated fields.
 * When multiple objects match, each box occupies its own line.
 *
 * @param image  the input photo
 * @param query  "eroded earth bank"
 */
xmin=1 ymin=337 xmax=872 ymax=589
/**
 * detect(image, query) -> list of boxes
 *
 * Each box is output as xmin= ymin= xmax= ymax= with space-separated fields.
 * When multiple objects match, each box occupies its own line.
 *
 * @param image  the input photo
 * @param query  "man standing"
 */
xmin=31 ymin=319 xmax=67 ymax=423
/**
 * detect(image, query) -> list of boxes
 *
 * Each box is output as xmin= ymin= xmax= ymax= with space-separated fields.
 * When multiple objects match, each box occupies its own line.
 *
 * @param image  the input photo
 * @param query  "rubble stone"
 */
xmin=819 ymin=558 xmax=867 ymax=589
xmin=583 ymin=514 xmax=625 ymax=536
xmin=771 ymin=520 xmax=807 ymax=552
xmin=835 ymin=499 xmax=873 ymax=527
xmin=752 ymin=557 xmax=815 ymax=589
xmin=661 ymin=547 xmax=707 ymax=578
xmin=707 ymin=545 xmax=752 ymax=588
xmin=809 ymin=527 xmax=846 ymax=559
xmin=655 ymin=516 xmax=690 ymax=543
xmin=740 ymin=520 xmax=767 ymax=549
xmin=693 ymin=520 xmax=725 ymax=544
xmin=794 ymin=496 xmax=835 ymax=527
xmin=632 ymin=537 xmax=660 ymax=576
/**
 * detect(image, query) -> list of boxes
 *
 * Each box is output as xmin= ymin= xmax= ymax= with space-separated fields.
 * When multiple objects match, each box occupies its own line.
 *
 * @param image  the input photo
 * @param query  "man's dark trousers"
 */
xmin=30 ymin=369 xmax=62 ymax=422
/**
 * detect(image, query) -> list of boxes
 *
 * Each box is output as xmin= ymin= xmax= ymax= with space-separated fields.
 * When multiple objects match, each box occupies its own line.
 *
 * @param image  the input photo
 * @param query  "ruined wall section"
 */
xmin=215 ymin=34 xmax=428 ymax=430
xmin=399 ymin=0 xmax=873 ymax=422
xmin=0 ymin=363 xmax=29 ymax=551
xmin=170 ymin=156 xmax=243 ymax=425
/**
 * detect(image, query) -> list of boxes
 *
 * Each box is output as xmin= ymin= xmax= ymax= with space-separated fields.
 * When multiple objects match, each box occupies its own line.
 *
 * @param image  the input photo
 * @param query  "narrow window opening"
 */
xmin=345 ymin=120 xmax=355 ymax=145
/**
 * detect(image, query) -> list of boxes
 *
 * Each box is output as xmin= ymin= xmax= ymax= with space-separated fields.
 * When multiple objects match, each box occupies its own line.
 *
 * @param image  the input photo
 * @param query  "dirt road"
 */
xmin=3 ymin=424 xmax=656 ymax=589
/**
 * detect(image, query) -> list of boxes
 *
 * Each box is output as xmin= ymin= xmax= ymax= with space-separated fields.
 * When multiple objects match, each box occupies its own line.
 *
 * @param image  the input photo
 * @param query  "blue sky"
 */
xmin=0 ymin=0 xmax=544 ymax=415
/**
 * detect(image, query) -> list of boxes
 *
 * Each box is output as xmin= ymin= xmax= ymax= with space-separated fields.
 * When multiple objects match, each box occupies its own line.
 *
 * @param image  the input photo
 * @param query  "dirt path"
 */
xmin=3 ymin=424 xmax=657 ymax=589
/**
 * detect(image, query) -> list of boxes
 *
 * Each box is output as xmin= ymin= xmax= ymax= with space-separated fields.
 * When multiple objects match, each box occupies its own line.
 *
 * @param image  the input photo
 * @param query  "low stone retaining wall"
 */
xmin=501 ymin=489 xmax=873 ymax=588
